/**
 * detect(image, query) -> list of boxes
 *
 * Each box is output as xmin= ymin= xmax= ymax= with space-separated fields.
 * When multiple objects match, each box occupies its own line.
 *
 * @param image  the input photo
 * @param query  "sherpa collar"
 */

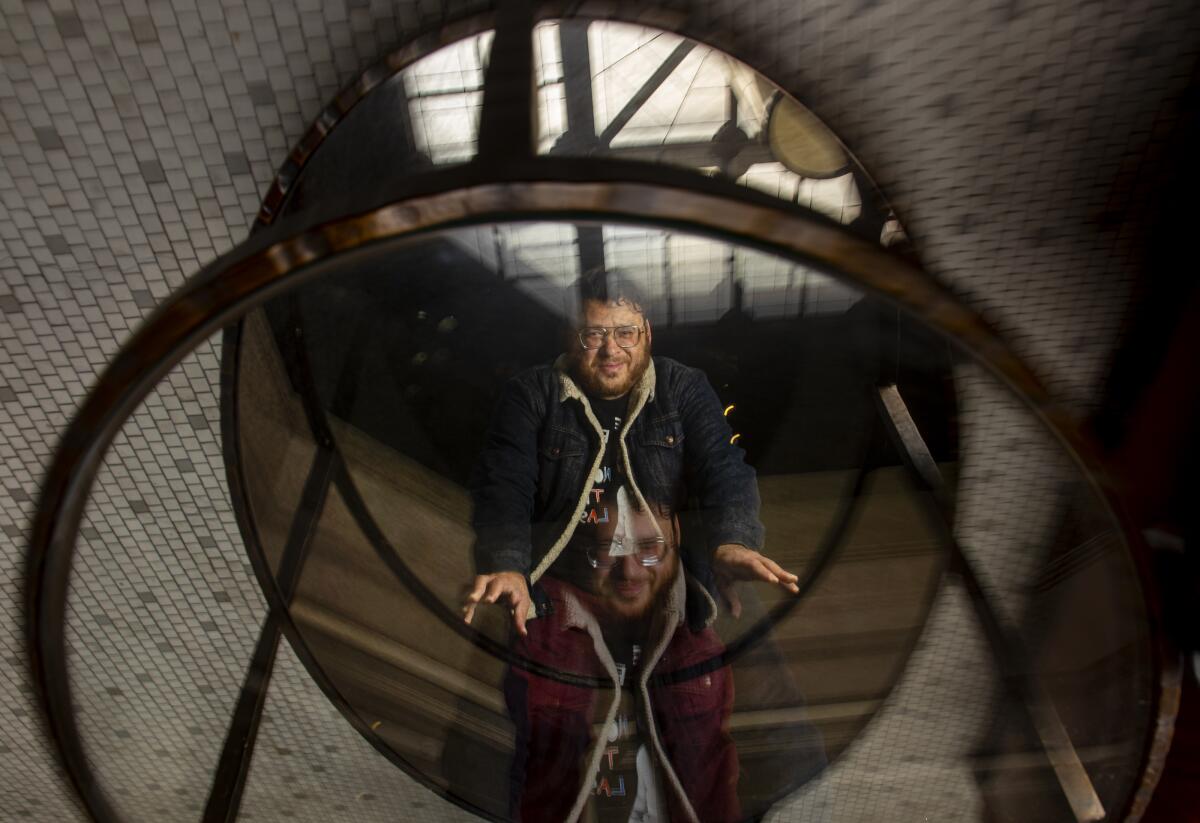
xmin=553 ymin=354 xmax=657 ymax=407
xmin=527 ymin=355 xmax=660 ymax=587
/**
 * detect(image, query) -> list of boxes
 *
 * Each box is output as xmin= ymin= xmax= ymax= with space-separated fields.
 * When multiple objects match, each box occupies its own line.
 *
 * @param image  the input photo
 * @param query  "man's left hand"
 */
xmin=713 ymin=544 xmax=800 ymax=619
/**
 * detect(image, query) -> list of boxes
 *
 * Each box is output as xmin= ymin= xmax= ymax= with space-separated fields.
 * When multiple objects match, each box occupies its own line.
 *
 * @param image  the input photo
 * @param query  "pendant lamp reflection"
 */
xmin=766 ymin=93 xmax=850 ymax=180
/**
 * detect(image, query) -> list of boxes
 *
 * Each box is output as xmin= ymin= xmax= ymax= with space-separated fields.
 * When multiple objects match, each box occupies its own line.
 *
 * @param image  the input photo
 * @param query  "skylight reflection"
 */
xmin=403 ymin=32 xmax=494 ymax=164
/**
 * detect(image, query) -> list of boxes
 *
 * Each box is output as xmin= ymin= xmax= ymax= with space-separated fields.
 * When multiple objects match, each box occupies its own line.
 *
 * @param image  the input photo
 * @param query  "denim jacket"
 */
xmin=470 ymin=356 xmax=764 ymax=588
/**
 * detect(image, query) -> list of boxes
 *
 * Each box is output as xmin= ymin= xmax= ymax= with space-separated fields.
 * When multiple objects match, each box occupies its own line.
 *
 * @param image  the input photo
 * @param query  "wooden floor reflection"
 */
xmin=248 ymin=400 xmax=942 ymax=812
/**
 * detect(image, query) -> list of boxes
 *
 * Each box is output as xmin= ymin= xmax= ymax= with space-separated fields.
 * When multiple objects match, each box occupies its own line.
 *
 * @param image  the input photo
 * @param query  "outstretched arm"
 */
xmin=677 ymin=366 xmax=798 ymax=611
xmin=678 ymin=367 xmax=765 ymax=553
xmin=467 ymin=375 xmax=544 ymax=633
xmin=713 ymin=544 xmax=799 ymax=618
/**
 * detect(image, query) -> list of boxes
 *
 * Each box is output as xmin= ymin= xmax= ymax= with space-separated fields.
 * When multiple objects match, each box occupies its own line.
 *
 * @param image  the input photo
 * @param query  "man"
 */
xmin=504 ymin=489 xmax=740 ymax=823
xmin=463 ymin=269 xmax=798 ymax=635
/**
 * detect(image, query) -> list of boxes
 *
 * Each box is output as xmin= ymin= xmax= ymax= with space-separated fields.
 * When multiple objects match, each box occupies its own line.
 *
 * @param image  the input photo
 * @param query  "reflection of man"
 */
xmin=464 ymin=269 xmax=798 ymax=634
xmin=505 ymin=491 xmax=739 ymax=823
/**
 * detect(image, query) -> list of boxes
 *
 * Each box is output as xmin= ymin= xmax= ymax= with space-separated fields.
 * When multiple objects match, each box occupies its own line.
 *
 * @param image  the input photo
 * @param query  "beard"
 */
xmin=592 ymin=550 xmax=679 ymax=626
xmin=571 ymin=344 xmax=652 ymax=400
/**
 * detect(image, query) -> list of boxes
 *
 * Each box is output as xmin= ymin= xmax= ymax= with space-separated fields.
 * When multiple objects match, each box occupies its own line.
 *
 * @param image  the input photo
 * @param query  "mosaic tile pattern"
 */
xmin=952 ymin=363 xmax=1075 ymax=630
xmin=62 ymin=336 xmax=266 ymax=822
xmin=1 ymin=0 xmax=1195 ymax=820
xmin=238 ymin=641 xmax=475 ymax=823
xmin=768 ymin=584 xmax=996 ymax=823
xmin=653 ymin=0 xmax=1200 ymax=408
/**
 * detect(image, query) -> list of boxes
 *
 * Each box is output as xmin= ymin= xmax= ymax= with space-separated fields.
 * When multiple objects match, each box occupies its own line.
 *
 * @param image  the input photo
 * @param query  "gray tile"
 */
xmin=223 ymin=150 xmax=250 ymax=175
xmin=130 ymin=15 xmax=158 ymax=44
xmin=247 ymin=80 xmax=275 ymax=106
xmin=53 ymin=12 xmax=85 ymax=39
xmin=43 ymin=233 xmax=69 ymax=255
xmin=34 ymin=127 xmax=64 ymax=151
xmin=139 ymin=159 xmax=167 ymax=184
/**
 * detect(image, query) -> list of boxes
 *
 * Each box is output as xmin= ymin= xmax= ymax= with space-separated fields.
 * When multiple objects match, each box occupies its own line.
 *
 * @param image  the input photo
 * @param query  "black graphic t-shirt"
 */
xmin=590 ymin=638 xmax=640 ymax=822
xmin=586 ymin=638 xmax=668 ymax=823
xmin=577 ymin=395 xmax=629 ymax=536
xmin=574 ymin=397 xmax=667 ymax=822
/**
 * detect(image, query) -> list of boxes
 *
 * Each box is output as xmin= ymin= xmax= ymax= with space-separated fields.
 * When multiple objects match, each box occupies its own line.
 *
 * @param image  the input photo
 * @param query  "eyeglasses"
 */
xmin=577 ymin=325 xmax=645 ymax=350
xmin=585 ymin=536 xmax=667 ymax=569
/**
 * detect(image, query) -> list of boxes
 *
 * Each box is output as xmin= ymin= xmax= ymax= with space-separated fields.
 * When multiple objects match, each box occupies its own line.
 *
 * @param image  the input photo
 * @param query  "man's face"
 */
xmin=570 ymin=299 xmax=652 ymax=399
xmin=587 ymin=506 xmax=679 ymax=625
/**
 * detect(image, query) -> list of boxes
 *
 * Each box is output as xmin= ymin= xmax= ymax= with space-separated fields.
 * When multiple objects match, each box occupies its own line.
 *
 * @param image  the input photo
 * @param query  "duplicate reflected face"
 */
xmin=586 ymin=503 xmax=679 ymax=625
xmin=570 ymin=299 xmax=652 ymax=400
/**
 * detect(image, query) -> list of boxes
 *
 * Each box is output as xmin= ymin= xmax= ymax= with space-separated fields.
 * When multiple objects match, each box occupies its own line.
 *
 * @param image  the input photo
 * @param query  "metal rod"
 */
xmin=201 ymin=614 xmax=282 ymax=823
xmin=204 ymin=305 xmax=345 ymax=823
xmin=597 ymin=41 xmax=695 ymax=148
xmin=557 ymin=21 xmax=605 ymax=273
xmin=557 ymin=19 xmax=596 ymax=146
xmin=663 ymin=232 xmax=675 ymax=326
xmin=202 ymin=445 xmax=335 ymax=823
xmin=576 ymin=224 xmax=605 ymax=276
xmin=477 ymin=0 xmax=534 ymax=161
xmin=219 ymin=310 xmax=510 ymax=820
xmin=874 ymin=384 xmax=1106 ymax=823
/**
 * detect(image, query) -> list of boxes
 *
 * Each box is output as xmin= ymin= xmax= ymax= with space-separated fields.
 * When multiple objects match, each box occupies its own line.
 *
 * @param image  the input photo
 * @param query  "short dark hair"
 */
xmin=577 ymin=266 xmax=647 ymax=313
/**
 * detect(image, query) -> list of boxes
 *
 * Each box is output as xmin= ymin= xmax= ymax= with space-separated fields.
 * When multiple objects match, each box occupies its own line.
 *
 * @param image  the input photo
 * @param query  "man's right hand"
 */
xmin=462 ymin=572 xmax=531 ymax=636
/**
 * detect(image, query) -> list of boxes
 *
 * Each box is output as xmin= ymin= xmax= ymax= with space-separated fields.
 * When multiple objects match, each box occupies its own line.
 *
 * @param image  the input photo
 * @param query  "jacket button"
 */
xmin=550 ymin=447 xmax=561 ymax=456
xmin=665 ymin=435 xmax=675 ymax=445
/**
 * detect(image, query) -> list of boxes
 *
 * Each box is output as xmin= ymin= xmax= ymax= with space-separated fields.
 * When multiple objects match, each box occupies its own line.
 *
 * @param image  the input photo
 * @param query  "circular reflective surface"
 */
xmin=232 ymin=217 xmax=956 ymax=820
xmin=220 ymin=14 xmax=1161 ymax=814
xmin=224 ymin=210 xmax=1159 ymax=822
xmin=264 ymin=17 xmax=901 ymax=250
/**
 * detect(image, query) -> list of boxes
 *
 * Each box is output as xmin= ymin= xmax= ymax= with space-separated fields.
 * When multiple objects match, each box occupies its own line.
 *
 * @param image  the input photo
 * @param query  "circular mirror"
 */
xmin=231 ymin=216 xmax=955 ymax=819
